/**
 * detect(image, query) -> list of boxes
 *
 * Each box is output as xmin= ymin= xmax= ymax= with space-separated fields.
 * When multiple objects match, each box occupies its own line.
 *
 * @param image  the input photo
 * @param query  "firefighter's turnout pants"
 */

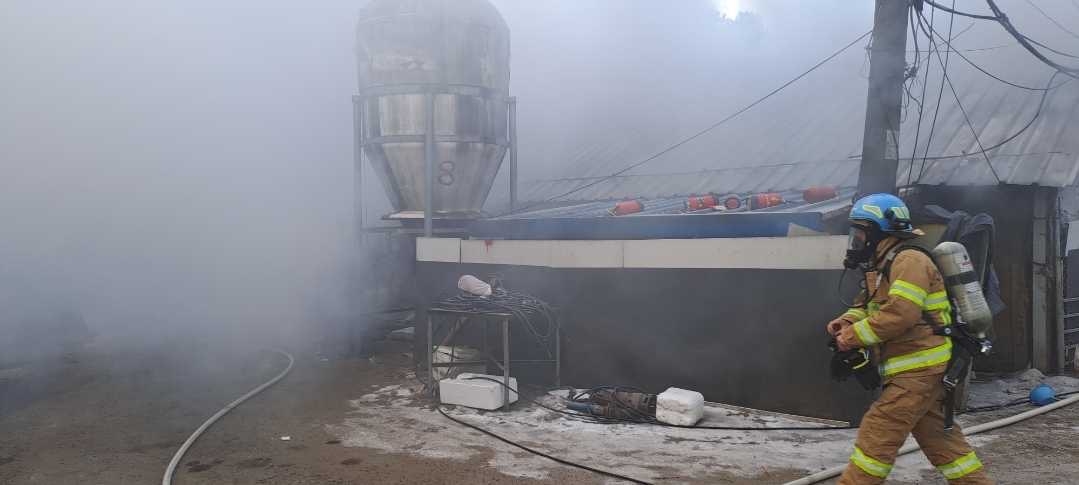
xmin=838 ymin=374 xmax=991 ymax=484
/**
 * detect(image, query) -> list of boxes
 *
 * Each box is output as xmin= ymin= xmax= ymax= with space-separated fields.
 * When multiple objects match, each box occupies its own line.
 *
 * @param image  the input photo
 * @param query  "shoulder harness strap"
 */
xmin=881 ymin=245 xmax=951 ymax=331
xmin=881 ymin=244 xmax=936 ymax=280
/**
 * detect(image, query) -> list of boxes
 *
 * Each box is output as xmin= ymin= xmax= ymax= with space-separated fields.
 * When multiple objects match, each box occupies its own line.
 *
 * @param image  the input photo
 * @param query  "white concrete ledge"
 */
xmin=416 ymin=237 xmax=461 ymax=263
xmin=417 ymin=236 xmax=847 ymax=270
xmin=624 ymin=237 xmax=847 ymax=270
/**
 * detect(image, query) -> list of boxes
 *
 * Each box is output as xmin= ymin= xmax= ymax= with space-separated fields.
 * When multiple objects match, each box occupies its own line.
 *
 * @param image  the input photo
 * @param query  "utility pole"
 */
xmin=857 ymin=0 xmax=910 ymax=197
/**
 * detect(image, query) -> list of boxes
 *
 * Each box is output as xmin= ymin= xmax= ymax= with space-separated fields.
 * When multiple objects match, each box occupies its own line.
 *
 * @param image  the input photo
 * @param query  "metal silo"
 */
xmin=355 ymin=0 xmax=513 ymax=227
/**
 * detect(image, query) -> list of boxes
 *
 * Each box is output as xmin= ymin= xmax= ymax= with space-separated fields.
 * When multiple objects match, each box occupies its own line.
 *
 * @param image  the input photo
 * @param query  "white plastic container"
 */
xmin=438 ymin=373 xmax=519 ymax=410
xmin=431 ymin=345 xmax=484 ymax=380
xmin=656 ymin=387 xmax=704 ymax=426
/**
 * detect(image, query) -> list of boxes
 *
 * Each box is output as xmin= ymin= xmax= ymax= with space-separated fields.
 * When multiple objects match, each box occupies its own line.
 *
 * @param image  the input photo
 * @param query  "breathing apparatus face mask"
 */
xmin=843 ymin=225 xmax=876 ymax=270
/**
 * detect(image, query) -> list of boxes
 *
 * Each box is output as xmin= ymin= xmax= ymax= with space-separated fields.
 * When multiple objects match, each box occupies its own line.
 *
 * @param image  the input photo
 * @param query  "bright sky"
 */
xmin=713 ymin=0 xmax=751 ymax=20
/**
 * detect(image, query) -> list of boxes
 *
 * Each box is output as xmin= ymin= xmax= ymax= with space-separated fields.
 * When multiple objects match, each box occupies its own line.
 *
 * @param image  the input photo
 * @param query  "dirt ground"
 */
xmin=1 ymin=336 xmax=1077 ymax=484
xmin=0 ymin=337 xmax=602 ymax=485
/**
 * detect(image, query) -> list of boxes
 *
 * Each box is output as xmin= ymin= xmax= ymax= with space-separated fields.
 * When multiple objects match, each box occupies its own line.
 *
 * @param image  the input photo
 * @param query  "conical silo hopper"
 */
xmin=356 ymin=0 xmax=511 ymax=219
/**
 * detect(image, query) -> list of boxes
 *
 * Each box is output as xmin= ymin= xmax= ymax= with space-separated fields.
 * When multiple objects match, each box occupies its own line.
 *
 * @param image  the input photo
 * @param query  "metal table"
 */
xmin=427 ymin=307 xmax=560 ymax=410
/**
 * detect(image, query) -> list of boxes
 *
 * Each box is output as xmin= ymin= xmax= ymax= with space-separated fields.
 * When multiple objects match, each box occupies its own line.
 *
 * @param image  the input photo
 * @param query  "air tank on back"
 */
xmin=356 ymin=0 xmax=511 ymax=219
xmin=932 ymin=242 xmax=994 ymax=336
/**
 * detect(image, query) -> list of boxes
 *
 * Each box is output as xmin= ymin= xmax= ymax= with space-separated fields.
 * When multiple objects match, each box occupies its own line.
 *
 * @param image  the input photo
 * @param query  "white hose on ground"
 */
xmin=162 ymin=349 xmax=295 ymax=485
xmin=783 ymin=393 xmax=1079 ymax=485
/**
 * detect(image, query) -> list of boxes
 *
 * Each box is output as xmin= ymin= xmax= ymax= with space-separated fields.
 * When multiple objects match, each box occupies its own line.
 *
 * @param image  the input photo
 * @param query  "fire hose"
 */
xmin=162 ymin=349 xmax=295 ymax=485
xmin=782 ymin=393 xmax=1079 ymax=485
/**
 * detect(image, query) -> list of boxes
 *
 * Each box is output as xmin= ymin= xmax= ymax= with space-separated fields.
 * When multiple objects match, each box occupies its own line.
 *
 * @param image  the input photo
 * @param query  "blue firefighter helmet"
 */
xmin=849 ymin=193 xmax=918 ymax=238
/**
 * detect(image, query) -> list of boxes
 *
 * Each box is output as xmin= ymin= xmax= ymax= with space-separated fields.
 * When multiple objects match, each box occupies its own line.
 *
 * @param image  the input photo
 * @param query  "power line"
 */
xmin=983 ymin=0 xmax=1079 ymax=78
xmin=1022 ymin=34 xmax=1079 ymax=60
xmin=923 ymin=0 xmax=1079 ymax=78
xmin=916 ymin=1 xmax=959 ymax=183
xmin=910 ymin=43 xmax=1012 ymax=54
xmin=914 ymin=13 xmax=1074 ymax=178
xmin=922 ymin=0 xmax=997 ymax=20
xmin=497 ymin=29 xmax=874 ymax=214
xmin=1022 ymin=0 xmax=1079 ymax=41
xmin=920 ymin=12 xmax=1067 ymax=91
xmin=947 ymin=20 xmax=977 ymax=43
xmin=920 ymin=149 xmax=1064 ymax=162
xmin=942 ymin=78 xmax=1001 ymax=183
xmin=909 ymin=6 xmax=923 ymax=76
xmin=918 ymin=10 xmax=1002 ymax=184
xmin=916 ymin=6 xmax=1069 ymax=176
xmin=902 ymin=6 xmax=925 ymax=124
xmin=859 ymin=34 xmax=874 ymax=79
xmin=906 ymin=3 xmax=935 ymax=189
xmin=919 ymin=70 xmax=1066 ymax=161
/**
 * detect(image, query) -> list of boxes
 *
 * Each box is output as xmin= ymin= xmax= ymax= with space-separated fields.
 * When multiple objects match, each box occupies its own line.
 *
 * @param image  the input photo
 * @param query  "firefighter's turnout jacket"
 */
xmin=833 ymin=238 xmax=992 ymax=485
xmin=836 ymin=239 xmax=953 ymax=382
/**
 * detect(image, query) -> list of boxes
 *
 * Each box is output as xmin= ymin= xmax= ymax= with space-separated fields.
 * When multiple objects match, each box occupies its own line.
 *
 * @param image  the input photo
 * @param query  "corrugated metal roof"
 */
xmin=473 ymin=189 xmax=856 ymax=239
xmin=496 ymin=188 xmax=857 ymax=219
xmin=513 ymin=149 xmax=1079 ymax=204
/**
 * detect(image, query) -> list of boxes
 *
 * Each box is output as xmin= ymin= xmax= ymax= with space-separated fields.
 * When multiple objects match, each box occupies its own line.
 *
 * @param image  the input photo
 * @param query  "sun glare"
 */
xmin=713 ymin=0 xmax=742 ymax=20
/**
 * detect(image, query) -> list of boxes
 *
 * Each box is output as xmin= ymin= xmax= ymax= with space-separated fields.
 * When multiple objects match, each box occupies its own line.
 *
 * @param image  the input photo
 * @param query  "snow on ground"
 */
xmin=326 ymin=380 xmax=1002 ymax=483
xmin=967 ymin=369 xmax=1079 ymax=409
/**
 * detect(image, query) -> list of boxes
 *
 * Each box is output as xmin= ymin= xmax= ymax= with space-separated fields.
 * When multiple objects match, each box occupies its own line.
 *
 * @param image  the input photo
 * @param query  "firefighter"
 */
xmin=827 ymin=193 xmax=992 ymax=485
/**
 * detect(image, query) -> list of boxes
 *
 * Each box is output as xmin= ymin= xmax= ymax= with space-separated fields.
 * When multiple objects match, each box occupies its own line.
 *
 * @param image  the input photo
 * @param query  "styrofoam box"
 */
xmin=439 ymin=373 xmax=519 ymax=410
xmin=656 ymin=387 xmax=704 ymax=426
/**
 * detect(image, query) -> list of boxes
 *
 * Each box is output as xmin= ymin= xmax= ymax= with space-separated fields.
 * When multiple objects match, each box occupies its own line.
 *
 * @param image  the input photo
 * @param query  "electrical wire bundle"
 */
xmin=565 ymin=385 xmax=659 ymax=423
xmin=922 ymin=0 xmax=1079 ymax=77
xmin=899 ymin=0 xmax=1078 ymax=189
xmin=434 ymin=287 xmax=559 ymax=358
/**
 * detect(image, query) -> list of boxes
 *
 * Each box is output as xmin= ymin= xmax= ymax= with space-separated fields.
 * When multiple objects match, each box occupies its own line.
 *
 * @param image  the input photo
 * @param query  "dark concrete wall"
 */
xmin=914 ymin=186 xmax=1036 ymax=372
xmin=417 ymin=262 xmax=876 ymax=423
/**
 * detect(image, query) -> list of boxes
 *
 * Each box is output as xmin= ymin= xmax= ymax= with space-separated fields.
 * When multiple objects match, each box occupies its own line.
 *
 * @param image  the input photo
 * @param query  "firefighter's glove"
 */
xmin=835 ymin=325 xmax=861 ymax=352
xmin=829 ymin=339 xmax=880 ymax=390
xmin=826 ymin=318 xmax=850 ymax=336
xmin=830 ymin=351 xmax=853 ymax=382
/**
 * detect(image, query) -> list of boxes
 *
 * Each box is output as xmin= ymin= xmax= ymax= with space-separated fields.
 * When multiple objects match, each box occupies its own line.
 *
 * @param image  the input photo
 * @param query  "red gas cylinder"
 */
xmin=609 ymin=199 xmax=644 ymax=216
xmin=685 ymin=195 xmax=719 ymax=211
xmin=749 ymin=193 xmax=784 ymax=210
xmin=803 ymin=186 xmax=838 ymax=203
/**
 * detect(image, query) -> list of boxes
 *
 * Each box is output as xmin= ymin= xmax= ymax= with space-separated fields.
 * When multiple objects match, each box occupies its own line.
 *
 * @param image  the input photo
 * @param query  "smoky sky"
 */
xmin=496 ymin=0 xmax=874 ymax=181
xmin=2 ymin=0 xmax=1077 ymax=346
xmin=494 ymin=0 xmax=1079 ymax=187
xmin=1 ymin=1 xmax=361 ymax=343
